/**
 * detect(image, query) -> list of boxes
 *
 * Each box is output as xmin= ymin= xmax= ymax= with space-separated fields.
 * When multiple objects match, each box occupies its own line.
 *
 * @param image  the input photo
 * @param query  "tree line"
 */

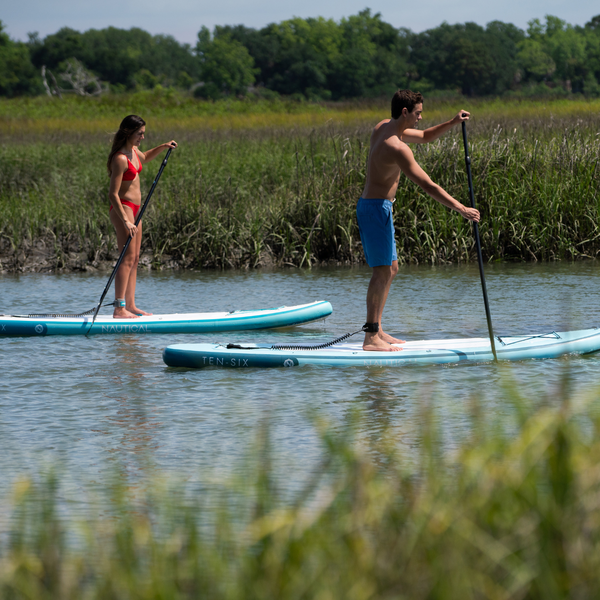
xmin=1 ymin=10 xmax=599 ymax=99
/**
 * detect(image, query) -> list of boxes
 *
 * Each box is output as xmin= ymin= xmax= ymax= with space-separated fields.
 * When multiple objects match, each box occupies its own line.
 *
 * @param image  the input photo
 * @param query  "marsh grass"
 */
xmin=1 ymin=96 xmax=600 ymax=271
xmin=3 ymin=374 xmax=600 ymax=598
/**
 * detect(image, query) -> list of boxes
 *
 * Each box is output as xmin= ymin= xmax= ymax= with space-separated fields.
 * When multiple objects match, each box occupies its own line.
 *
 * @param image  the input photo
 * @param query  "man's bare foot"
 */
xmin=128 ymin=307 xmax=153 ymax=316
xmin=380 ymin=330 xmax=406 ymax=344
xmin=113 ymin=307 xmax=140 ymax=319
xmin=363 ymin=333 xmax=402 ymax=352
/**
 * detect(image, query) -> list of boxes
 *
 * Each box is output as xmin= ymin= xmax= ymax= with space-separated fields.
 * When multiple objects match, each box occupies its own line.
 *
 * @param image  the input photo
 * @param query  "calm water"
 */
xmin=1 ymin=262 xmax=600 ymax=511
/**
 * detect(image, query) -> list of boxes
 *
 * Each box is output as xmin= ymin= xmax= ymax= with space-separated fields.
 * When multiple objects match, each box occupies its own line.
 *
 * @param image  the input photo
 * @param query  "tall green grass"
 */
xmin=1 ymin=97 xmax=599 ymax=271
xmin=3 ymin=376 xmax=600 ymax=598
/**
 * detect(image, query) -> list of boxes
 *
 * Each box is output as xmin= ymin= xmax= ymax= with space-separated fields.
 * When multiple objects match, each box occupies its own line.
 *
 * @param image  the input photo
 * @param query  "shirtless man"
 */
xmin=358 ymin=89 xmax=480 ymax=351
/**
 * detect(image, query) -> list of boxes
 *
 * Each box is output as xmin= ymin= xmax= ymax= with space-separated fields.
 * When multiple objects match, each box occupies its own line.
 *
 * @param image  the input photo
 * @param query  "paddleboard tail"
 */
xmin=163 ymin=327 xmax=600 ymax=369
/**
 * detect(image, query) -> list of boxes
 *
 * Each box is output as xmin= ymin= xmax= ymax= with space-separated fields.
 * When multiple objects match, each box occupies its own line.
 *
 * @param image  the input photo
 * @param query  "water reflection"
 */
xmin=2 ymin=262 xmax=600 ymax=515
xmin=96 ymin=336 xmax=164 ymax=480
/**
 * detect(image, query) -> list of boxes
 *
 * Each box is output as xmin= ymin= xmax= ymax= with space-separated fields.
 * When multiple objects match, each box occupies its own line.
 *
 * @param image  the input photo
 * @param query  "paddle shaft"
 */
xmin=88 ymin=147 xmax=173 ymax=330
xmin=461 ymin=121 xmax=498 ymax=361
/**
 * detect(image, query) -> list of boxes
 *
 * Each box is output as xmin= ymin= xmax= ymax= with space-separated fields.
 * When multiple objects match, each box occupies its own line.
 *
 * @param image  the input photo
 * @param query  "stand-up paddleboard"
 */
xmin=162 ymin=327 xmax=600 ymax=368
xmin=0 ymin=301 xmax=332 ymax=337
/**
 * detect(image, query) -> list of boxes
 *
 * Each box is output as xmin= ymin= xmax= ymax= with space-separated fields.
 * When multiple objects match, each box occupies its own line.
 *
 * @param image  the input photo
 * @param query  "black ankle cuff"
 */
xmin=362 ymin=322 xmax=379 ymax=333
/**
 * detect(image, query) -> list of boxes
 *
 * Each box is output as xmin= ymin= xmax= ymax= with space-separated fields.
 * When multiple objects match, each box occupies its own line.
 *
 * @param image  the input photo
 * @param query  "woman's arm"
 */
xmin=137 ymin=140 xmax=177 ymax=163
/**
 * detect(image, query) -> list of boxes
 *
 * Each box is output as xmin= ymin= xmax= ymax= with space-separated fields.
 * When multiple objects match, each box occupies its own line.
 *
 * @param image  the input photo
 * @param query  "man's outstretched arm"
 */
xmin=402 ymin=110 xmax=470 ymax=144
xmin=397 ymin=146 xmax=480 ymax=222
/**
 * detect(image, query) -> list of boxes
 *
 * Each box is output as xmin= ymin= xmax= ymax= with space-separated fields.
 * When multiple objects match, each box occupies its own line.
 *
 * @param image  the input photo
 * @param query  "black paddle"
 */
xmin=86 ymin=147 xmax=174 ymax=334
xmin=461 ymin=118 xmax=498 ymax=362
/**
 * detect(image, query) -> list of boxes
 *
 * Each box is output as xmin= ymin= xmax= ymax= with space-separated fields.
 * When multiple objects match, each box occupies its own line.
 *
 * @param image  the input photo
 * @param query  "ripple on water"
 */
xmin=1 ymin=263 xmax=600 ymax=515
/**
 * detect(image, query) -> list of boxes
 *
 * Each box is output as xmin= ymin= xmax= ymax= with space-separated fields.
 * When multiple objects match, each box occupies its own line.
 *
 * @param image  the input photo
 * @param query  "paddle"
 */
xmin=86 ymin=147 xmax=174 ymax=333
xmin=461 ymin=118 xmax=498 ymax=362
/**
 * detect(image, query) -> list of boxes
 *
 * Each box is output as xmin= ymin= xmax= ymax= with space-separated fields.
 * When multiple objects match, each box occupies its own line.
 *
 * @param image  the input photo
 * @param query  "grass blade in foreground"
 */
xmin=4 ymin=381 xmax=600 ymax=598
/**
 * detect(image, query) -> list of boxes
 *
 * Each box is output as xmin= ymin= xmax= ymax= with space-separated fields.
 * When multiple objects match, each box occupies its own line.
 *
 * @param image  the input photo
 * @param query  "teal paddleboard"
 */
xmin=162 ymin=327 xmax=600 ymax=368
xmin=0 ymin=301 xmax=332 ymax=337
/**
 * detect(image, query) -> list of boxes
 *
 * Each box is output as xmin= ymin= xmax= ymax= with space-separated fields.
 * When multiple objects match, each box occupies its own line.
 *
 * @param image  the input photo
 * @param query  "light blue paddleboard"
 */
xmin=0 ymin=301 xmax=332 ymax=337
xmin=162 ymin=327 xmax=600 ymax=368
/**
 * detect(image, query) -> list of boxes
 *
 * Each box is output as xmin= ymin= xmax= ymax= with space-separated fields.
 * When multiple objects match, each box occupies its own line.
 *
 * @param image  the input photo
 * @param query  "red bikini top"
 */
xmin=120 ymin=151 xmax=142 ymax=181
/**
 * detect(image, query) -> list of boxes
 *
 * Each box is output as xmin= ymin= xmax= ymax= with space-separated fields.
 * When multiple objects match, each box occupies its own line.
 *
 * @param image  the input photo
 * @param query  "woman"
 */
xmin=107 ymin=115 xmax=177 ymax=318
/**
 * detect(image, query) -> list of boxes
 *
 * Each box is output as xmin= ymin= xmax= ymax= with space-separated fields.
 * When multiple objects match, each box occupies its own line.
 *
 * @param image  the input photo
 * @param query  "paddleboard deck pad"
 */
xmin=162 ymin=328 xmax=600 ymax=368
xmin=0 ymin=301 xmax=332 ymax=337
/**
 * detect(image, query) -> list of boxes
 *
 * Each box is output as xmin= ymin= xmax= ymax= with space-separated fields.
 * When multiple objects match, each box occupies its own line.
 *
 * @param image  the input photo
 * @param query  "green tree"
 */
xmin=29 ymin=26 xmax=198 ymax=90
xmin=254 ymin=17 xmax=340 ymax=98
xmin=143 ymin=34 xmax=198 ymax=83
xmin=586 ymin=15 xmax=600 ymax=31
xmin=545 ymin=20 xmax=587 ymax=90
xmin=410 ymin=21 xmax=523 ymax=96
xmin=213 ymin=25 xmax=275 ymax=89
xmin=195 ymin=26 xmax=257 ymax=98
xmin=78 ymin=27 xmax=153 ymax=86
xmin=584 ymin=16 xmax=600 ymax=90
xmin=78 ymin=27 xmax=198 ymax=88
xmin=29 ymin=27 xmax=84 ymax=70
xmin=133 ymin=68 xmax=160 ymax=89
xmin=329 ymin=9 xmax=410 ymax=99
xmin=517 ymin=38 xmax=556 ymax=80
xmin=520 ymin=16 xmax=589 ymax=92
xmin=485 ymin=21 xmax=525 ymax=91
xmin=0 ymin=21 xmax=41 ymax=96
xmin=6 ymin=13 xmax=600 ymax=99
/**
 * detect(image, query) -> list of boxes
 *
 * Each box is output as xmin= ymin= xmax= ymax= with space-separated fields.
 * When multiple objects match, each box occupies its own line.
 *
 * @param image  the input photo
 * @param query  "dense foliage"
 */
xmin=1 ymin=97 xmax=599 ymax=273
xmin=1 ymin=11 xmax=600 ymax=99
xmin=0 ymin=22 xmax=42 ymax=96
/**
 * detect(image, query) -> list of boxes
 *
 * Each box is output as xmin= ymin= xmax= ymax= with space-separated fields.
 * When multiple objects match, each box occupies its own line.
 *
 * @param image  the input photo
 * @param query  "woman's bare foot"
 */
xmin=363 ymin=333 xmax=402 ymax=352
xmin=380 ymin=330 xmax=406 ymax=344
xmin=128 ymin=307 xmax=153 ymax=316
xmin=113 ymin=307 xmax=141 ymax=319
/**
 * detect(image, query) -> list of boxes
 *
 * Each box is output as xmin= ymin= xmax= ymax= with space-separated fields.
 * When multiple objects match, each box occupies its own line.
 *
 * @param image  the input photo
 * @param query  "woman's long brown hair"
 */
xmin=107 ymin=115 xmax=146 ymax=175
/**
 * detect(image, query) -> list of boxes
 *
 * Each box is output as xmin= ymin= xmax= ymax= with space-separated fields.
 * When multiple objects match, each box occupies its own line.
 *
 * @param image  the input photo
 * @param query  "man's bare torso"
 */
xmin=361 ymin=119 xmax=412 ymax=201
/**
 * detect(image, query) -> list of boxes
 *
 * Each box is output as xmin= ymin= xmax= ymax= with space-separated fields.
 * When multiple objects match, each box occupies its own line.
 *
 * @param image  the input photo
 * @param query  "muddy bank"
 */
xmin=0 ymin=233 xmax=361 ymax=274
xmin=0 ymin=233 xmax=193 ymax=274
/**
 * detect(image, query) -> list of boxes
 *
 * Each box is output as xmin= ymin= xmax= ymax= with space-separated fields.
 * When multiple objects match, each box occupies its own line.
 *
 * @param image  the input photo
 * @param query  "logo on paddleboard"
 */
xmin=35 ymin=324 xmax=44 ymax=334
xmin=283 ymin=359 xmax=295 ymax=367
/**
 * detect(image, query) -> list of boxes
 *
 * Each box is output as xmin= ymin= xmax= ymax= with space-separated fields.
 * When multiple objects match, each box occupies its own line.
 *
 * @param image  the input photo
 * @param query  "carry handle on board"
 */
xmin=86 ymin=147 xmax=173 ymax=333
xmin=461 ymin=118 xmax=498 ymax=361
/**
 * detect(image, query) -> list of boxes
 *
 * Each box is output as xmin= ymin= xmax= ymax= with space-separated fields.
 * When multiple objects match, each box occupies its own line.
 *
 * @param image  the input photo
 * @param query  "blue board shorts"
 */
xmin=356 ymin=198 xmax=397 ymax=267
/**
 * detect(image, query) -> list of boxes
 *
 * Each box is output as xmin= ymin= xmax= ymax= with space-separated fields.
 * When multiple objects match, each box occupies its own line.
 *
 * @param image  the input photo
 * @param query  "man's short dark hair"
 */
xmin=391 ymin=90 xmax=424 ymax=119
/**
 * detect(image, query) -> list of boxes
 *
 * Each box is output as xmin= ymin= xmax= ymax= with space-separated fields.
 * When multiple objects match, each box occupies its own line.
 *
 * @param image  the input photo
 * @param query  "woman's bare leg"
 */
xmin=110 ymin=207 xmax=140 ymax=319
xmin=125 ymin=221 xmax=152 ymax=316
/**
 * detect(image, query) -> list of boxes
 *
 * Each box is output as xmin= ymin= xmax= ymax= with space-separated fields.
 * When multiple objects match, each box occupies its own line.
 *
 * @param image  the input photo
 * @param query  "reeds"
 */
xmin=3 ymin=375 xmax=600 ymax=598
xmin=1 ymin=97 xmax=600 ymax=272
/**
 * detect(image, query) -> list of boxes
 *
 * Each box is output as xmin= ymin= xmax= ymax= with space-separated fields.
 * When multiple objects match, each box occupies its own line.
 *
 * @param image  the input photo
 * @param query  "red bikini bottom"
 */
xmin=110 ymin=199 xmax=140 ymax=219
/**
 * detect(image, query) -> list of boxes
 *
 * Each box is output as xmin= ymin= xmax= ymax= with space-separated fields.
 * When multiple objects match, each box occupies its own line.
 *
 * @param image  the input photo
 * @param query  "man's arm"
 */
xmin=396 ymin=145 xmax=480 ymax=222
xmin=402 ymin=110 xmax=470 ymax=144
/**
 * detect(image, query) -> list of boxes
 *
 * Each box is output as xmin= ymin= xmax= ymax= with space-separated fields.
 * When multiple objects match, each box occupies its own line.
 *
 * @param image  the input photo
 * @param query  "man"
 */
xmin=357 ymin=89 xmax=480 ymax=352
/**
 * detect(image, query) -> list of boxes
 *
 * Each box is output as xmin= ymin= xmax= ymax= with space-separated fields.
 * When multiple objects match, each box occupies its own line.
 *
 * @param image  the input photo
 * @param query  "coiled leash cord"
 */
xmin=269 ymin=322 xmax=379 ymax=351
